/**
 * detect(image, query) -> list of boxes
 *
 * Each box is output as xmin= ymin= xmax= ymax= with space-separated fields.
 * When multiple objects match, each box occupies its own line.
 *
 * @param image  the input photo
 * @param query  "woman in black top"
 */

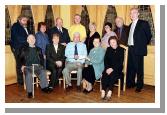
xmin=101 ymin=36 xmax=124 ymax=100
xmin=85 ymin=22 xmax=100 ymax=53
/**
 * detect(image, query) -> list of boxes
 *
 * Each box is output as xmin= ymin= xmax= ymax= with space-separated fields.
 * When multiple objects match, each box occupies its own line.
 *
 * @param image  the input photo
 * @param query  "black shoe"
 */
xmin=48 ymin=87 xmax=53 ymax=92
xmin=76 ymin=86 xmax=81 ymax=92
xmin=69 ymin=85 xmax=73 ymax=89
xmin=27 ymin=92 xmax=32 ymax=98
xmin=135 ymin=88 xmax=141 ymax=93
xmin=41 ymin=87 xmax=51 ymax=93
xmin=83 ymin=89 xmax=88 ymax=94
xmin=65 ymin=85 xmax=71 ymax=92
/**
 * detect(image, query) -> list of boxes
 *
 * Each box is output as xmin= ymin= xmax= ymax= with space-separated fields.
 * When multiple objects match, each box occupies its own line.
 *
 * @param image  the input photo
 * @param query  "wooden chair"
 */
xmin=96 ymin=44 xmax=128 ymax=97
xmin=23 ymin=64 xmax=51 ymax=98
xmin=59 ymin=70 xmax=78 ymax=90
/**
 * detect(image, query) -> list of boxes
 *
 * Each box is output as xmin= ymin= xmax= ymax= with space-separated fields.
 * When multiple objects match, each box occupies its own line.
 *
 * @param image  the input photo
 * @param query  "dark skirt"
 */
xmin=82 ymin=65 xmax=96 ymax=85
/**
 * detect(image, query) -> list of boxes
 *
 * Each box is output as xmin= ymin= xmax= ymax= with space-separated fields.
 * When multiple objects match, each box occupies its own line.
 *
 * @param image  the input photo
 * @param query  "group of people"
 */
xmin=10 ymin=8 xmax=152 ymax=99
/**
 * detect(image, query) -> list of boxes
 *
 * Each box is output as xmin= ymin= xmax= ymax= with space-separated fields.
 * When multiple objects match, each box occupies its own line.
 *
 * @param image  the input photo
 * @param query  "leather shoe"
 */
xmin=83 ymin=89 xmax=88 ymax=94
xmin=41 ymin=87 xmax=51 ymax=93
xmin=135 ymin=88 xmax=141 ymax=93
xmin=27 ymin=92 xmax=32 ymax=98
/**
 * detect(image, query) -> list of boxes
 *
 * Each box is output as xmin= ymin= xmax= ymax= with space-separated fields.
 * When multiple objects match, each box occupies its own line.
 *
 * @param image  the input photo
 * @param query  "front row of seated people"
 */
xmin=21 ymin=32 xmax=124 ymax=99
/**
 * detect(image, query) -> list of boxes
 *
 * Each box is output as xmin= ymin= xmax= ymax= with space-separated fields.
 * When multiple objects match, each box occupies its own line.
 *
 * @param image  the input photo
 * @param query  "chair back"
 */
xmin=119 ymin=44 xmax=128 ymax=91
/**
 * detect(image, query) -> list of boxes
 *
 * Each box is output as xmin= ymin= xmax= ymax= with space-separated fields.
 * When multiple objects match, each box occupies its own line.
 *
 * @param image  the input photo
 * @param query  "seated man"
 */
xmin=46 ymin=33 xmax=65 ymax=90
xmin=63 ymin=32 xmax=87 ymax=91
xmin=20 ymin=34 xmax=52 ymax=98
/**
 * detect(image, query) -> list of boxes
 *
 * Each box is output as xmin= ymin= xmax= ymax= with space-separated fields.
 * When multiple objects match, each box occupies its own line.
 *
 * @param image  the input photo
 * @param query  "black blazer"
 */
xmin=46 ymin=44 xmax=65 ymax=68
xmin=10 ymin=21 xmax=31 ymax=50
xmin=129 ymin=20 xmax=152 ymax=56
xmin=20 ymin=46 xmax=44 ymax=66
xmin=48 ymin=26 xmax=70 ymax=44
xmin=85 ymin=31 xmax=100 ymax=53
xmin=104 ymin=46 xmax=124 ymax=74
xmin=114 ymin=25 xmax=129 ymax=45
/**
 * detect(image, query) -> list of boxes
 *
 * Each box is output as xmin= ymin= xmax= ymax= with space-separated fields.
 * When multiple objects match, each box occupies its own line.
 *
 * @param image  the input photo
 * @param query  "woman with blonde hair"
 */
xmin=85 ymin=22 xmax=100 ymax=53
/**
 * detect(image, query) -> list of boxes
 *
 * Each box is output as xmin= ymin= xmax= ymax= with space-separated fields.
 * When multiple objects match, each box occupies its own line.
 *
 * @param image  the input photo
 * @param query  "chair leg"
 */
xmin=118 ymin=79 xmax=121 ymax=97
xmin=63 ymin=77 xmax=66 ymax=89
xmin=100 ymin=79 xmax=102 ymax=92
xmin=23 ymin=74 xmax=26 ymax=90
xmin=36 ymin=77 xmax=39 ymax=88
xmin=123 ymin=80 xmax=126 ymax=92
xmin=59 ymin=79 xmax=61 ymax=85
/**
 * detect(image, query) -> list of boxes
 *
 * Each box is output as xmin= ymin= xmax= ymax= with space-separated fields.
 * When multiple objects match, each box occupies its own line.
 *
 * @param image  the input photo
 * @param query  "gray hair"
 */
xmin=73 ymin=32 xmax=80 ymax=37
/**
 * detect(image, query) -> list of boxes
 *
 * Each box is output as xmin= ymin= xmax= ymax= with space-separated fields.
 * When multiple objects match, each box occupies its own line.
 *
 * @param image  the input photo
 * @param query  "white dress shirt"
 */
xmin=54 ymin=44 xmax=58 ymax=53
xmin=128 ymin=19 xmax=138 ymax=46
xmin=24 ymin=27 xmax=29 ymax=35
xmin=57 ymin=27 xmax=63 ymax=33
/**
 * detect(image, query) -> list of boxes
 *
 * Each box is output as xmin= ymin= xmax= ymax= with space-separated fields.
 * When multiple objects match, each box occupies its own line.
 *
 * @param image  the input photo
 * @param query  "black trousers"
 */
xmin=101 ymin=71 xmax=121 ymax=91
xmin=48 ymin=65 xmax=63 ymax=88
xmin=126 ymin=46 xmax=144 ymax=89
xmin=12 ymin=48 xmax=23 ymax=85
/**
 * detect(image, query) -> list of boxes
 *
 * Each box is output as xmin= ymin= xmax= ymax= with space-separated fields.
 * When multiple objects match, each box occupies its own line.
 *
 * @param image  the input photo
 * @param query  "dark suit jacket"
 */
xmin=48 ymin=26 xmax=70 ymax=44
xmin=10 ymin=21 xmax=31 ymax=50
xmin=129 ymin=20 xmax=152 ymax=56
xmin=46 ymin=44 xmax=65 ymax=68
xmin=114 ymin=25 xmax=129 ymax=45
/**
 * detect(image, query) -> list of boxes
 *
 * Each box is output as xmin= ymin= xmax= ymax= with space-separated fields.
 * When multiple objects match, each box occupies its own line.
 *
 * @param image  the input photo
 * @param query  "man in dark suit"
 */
xmin=10 ymin=15 xmax=31 ymax=85
xmin=126 ymin=8 xmax=152 ymax=92
xmin=114 ymin=17 xmax=129 ymax=45
xmin=48 ymin=17 xmax=70 ymax=46
xmin=46 ymin=33 xmax=65 ymax=90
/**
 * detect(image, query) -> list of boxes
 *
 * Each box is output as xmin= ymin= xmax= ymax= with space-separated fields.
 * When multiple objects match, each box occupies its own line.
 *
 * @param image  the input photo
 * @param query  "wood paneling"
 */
xmin=5 ymin=46 xmax=17 ymax=85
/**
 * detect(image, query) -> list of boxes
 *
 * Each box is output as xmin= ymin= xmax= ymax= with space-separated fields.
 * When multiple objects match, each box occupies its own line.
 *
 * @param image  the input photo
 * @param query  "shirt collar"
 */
xmin=132 ymin=19 xmax=138 ymax=24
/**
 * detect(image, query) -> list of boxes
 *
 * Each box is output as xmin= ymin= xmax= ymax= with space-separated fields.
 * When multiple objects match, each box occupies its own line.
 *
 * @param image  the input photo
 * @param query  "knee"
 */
xmin=63 ymin=68 xmax=69 ymax=74
xmin=77 ymin=67 xmax=82 ymax=72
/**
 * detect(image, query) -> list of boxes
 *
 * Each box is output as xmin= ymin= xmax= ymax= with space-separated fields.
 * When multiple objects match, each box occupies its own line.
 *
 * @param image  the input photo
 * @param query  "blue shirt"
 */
xmin=35 ymin=31 xmax=50 ymax=55
xmin=65 ymin=42 xmax=87 ymax=64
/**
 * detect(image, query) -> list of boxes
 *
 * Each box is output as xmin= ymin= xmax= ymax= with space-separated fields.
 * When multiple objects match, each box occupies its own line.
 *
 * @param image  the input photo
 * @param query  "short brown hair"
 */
xmin=37 ymin=22 xmax=46 ymax=31
xmin=17 ymin=15 xmax=28 ymax=20
xmin=108 ymin=36 xmax=119 ymax=45
xmin=52 ymin=33 xmax=60 ymax=39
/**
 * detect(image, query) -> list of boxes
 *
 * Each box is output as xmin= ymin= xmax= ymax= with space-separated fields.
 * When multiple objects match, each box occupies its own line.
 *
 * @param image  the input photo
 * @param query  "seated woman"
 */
xmin=82 ymin=37 xmax=105 ymax=93
xmin=101 ymin=36 xmax=124 ymax=100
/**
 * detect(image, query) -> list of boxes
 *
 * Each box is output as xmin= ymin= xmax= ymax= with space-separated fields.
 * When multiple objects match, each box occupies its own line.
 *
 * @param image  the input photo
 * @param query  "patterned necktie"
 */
xmin=74 ymin=44 xmax=78 ymax=55
xmin=58 ymin=28 xmax=62 ymax=34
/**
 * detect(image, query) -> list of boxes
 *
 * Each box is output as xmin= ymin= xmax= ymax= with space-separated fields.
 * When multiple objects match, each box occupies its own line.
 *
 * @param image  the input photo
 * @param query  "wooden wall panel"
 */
xmin=5 ymin=46 xmax=17 ymax=85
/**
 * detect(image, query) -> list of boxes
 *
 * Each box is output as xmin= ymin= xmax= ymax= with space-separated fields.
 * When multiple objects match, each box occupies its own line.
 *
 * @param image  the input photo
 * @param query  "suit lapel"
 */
xmin=133 ymin=20 xmax=140 ymax=35
xmin=51 ymin=44 xmax=57 ymax=55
